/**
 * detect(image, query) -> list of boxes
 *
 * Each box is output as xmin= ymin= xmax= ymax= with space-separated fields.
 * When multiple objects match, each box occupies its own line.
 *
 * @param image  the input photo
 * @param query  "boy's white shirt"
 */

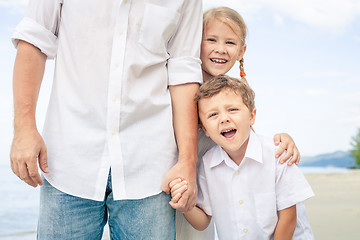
xmin=197 ymin=130 xmax=314 ymax=240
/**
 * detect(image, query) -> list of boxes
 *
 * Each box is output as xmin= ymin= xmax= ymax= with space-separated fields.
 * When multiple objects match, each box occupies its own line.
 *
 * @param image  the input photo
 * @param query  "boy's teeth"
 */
xmin=221 ymin=129 xmax=236 ymax=138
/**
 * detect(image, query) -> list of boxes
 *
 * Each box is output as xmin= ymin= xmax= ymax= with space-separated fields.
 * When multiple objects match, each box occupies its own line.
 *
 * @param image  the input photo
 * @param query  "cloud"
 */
xmin=0 ymin=0 xmax=27 ymax=14
xmin=298 ymin=71 xmax=344 ymax=79
xmin=337 ymin=116 xmax=360 ymax=124
xmin=266 ymin=0 xmax=360 ymax=31
xmin=273 ymin=14 xmax=284 ymax=26
xmin=304 ymin=88 xmax=329 ymax=97
xmin=203 ymin=0 xmax=360 ymax=32
xmin=0 ymin=0 xmax=27 ymax=7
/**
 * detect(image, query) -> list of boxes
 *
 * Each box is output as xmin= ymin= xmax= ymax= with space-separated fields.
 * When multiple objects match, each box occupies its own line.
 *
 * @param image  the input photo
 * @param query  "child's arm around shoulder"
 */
xmin=168 ymin=178 xmax=212 ymax=231
xmin=273 ymin=205 xmax=297 ymax=240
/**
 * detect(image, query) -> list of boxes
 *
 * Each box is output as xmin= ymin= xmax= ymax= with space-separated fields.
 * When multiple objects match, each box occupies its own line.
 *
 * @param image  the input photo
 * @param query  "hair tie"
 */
xmin=240 ymin=71 xmax=246 ymax=77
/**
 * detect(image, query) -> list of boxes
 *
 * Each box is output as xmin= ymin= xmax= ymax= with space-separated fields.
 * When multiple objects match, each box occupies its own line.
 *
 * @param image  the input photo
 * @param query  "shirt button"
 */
xmin=114 ymin=63 xmax=119 ymax=68
xmin=118 ymin=29 xmax=123 ymax=35
xmin=112 ymin=97 xmax=116 ymax=102
xmin=123 ymin=0 xmax=128 ymax=3
xmin=243 ymin=228 xmax=248 ymax=233
xmin=111 ymin=130 xmax=116 ymax=135
xmin=235 ymin=170 xmax=240 ymax=175
xmin=238 ymin=200 xmax=244 ymax=205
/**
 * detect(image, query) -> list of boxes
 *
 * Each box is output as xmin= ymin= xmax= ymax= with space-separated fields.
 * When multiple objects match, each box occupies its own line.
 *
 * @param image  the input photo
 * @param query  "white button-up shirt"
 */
xmin=197 ymin=131 xmax=314 ymax=240
xmin=12 ymin=0 xmax=203 ymax=201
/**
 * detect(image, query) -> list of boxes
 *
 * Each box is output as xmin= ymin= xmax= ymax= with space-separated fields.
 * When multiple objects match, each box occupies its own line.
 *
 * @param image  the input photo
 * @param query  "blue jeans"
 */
xmin=37 ymin=175 xmax=175 ymax=240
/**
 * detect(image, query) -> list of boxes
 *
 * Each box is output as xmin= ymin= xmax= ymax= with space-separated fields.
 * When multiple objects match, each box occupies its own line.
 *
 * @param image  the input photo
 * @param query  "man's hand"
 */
xmin=162 ymin=159 xmax=197 ymax=212
xmin=274 ymin=133 xmax=300 ymax=166
xmin=10 ymin=127 xmax=49 ymax=187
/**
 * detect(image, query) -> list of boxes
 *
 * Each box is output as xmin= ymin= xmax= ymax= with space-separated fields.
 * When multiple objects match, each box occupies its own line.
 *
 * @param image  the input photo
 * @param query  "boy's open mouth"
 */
xmin=221 ymin=129 xmax=236 ymax=138
xmin=210 ymin=58 xmax=228 ymax=63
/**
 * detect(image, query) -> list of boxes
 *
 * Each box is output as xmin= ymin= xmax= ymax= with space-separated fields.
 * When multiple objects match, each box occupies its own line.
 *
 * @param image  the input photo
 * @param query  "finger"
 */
xmin=176 ymin=192 xmax=190 ymax=212
xmin=279 ymin=149 xmax=292 ymax=164
xmin=161 ymin=177 xmax=171 ymax=194
xmin=169 ymin=178 xmax=182 ymax=189
xmin=39 ymin=146 xmax=49 ymax=174
xmin=172 ymin=184 xmax=188 ymax=197
xmin=18 ymin=162 xmax=37 ymax=187
xmin=27 ymin=159 xmax=43 ymax=186
xmin=295 ymin=152 xmax=301 ymax=165
xmin=169 ymin=200 xmax=185 ymax=210
xmin=273 ymin=134 xmax=281 ymax=146
xmin=179 ymin=189 xmax=197 ymax=212
xmin=10 ymin=157 xmax=20 ymax=178
xmin=171 ymin=192 xmax=182 ymax=203
xmin=275 ymin=143 xmax=287 ymax=159
xmin=288 ymin=149 xmax=300 ymax=166
xmin=170 ymin=181 xmax=187 ymax=195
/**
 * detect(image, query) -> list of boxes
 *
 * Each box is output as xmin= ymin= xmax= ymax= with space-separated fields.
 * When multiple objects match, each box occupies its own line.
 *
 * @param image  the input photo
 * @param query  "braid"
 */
xmin=239 ymin=58 xmax=246 ymax=78
xmin=239 ymin=58 xmax=254 ymax=132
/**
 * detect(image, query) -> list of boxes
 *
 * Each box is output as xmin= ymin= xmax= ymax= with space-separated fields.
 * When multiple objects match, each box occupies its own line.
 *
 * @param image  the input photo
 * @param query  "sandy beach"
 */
xmin=98 ymin=170 xmax=360 ymax=240
xmin=2 ymin=168 xmax=359 ymax=239
xmin=304 ymin=169 xmax=360 ymax=240
xmin=102 ymin=170 xmax=360 ymax=240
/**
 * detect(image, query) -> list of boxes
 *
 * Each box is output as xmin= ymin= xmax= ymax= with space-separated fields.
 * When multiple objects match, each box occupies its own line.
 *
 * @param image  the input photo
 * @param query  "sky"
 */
xmin=0 ymin=0 xmax=359 ymax=163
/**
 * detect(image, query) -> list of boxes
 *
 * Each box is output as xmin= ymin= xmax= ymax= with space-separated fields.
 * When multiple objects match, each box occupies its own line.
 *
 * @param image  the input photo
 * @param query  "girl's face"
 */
xmin=201 ymin=18 xmax=246 ymax=81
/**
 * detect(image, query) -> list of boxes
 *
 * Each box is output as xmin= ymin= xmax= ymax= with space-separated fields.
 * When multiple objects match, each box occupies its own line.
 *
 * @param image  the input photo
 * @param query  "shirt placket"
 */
xmin=106 ymin=0 xmax=131 ymax=199
xmin=232 ymin=165 xmax=250 ymax=238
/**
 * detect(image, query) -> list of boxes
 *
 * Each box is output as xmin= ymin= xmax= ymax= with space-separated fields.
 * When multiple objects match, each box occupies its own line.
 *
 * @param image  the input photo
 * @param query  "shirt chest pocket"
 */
xmin=254 ymin=192 xmax=278 ymax=233
xmin=139 ymin=3 xmax=180 ymax=54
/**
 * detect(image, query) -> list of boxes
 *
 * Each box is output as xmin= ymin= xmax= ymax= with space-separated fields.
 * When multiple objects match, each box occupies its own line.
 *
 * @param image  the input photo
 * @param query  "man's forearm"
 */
xmin=169 ymin=83 xmax=200 ymax=165
xmin=13 ymin=40 xmax=46 ymax=130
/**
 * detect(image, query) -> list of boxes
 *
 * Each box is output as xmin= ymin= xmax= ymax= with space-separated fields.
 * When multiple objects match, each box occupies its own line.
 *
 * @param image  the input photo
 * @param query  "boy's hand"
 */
xmin=162 ymin=160 xmax=197 ymax=212
xmin=169 ymin=178 xmax=188 ymax=206
xmin=274 ymin=133 xmax=300 ymax=166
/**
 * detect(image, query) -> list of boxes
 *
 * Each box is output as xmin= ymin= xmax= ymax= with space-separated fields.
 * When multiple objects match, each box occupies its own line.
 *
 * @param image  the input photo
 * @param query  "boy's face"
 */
xmin=201 ymin=18 xmax=246 ymax=81
xmin=199 ymin=89 xmax=256 ymax=159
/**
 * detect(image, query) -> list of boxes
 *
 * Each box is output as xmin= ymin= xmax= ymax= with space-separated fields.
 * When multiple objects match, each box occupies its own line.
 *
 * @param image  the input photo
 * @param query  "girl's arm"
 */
xmin=273 ymin=205 xmax=297 ymax=240
xmin=274 ymin=133 xmax=300 ymax=165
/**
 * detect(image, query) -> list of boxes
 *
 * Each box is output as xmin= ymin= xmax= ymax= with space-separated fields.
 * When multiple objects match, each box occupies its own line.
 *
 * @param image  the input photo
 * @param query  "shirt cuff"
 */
xmin=12 ymin=17 xmax=58 ymax=59
xmin=277 ymin=187 xmax=315 ymax=210
xmin=167 ymin=56 xmax=202 ymax=86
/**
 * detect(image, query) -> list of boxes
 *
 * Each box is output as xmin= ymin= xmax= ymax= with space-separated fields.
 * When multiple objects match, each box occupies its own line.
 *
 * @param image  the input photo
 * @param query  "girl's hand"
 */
xmin=274 ymin=133 xmax=300 ymax=166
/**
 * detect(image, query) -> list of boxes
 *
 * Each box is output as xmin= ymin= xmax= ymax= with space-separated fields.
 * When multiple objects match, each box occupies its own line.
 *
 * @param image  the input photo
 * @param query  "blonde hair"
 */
xmin=195 ymin=75 xmax=255 ymax=112
xmin=203 ymin=7 xmax=248 ymax=80
xmin=203 ymin=7 xmax=247 ymax=44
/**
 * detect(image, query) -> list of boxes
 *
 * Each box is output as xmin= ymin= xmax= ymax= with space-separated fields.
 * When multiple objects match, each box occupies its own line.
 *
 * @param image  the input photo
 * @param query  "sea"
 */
xmin=0 ymin=161 xmax=349 ymax=239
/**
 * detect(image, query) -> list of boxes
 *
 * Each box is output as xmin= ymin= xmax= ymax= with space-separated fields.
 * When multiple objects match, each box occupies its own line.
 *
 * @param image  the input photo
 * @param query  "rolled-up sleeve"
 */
xmin=167 ymin=0 xmax=203 ymax=86
xmin=12 ymin=0 xmax=61 ymax=59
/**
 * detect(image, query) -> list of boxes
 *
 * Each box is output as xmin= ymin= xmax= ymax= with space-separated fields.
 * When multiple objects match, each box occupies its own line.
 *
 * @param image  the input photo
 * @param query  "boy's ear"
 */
xmin=201 ymin=124 xmax=210 ymax=137
xmin=237 ymin=44 xmax=247 ymax=61
xmin=250 ymin=108 xmax=256 ymax=126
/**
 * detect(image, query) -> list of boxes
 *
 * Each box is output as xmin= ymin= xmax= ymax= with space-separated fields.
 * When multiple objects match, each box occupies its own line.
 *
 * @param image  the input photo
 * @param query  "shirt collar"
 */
xmin=209 ymin=130 xmax=263 ymax=169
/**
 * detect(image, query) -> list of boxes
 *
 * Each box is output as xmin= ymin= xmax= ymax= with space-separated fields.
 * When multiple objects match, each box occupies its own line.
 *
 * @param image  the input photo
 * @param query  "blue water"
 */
xmin=0 ymin=161 xmax=348 ymax=239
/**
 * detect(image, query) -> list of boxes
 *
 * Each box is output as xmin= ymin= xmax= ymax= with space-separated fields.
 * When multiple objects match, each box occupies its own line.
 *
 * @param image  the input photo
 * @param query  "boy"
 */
xmin=170 ymin=75 xmax=314 ymax=240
